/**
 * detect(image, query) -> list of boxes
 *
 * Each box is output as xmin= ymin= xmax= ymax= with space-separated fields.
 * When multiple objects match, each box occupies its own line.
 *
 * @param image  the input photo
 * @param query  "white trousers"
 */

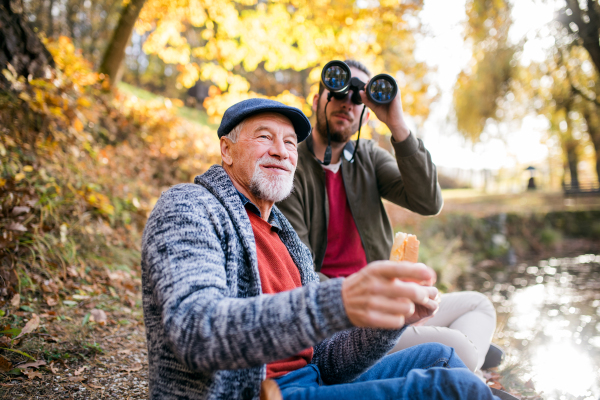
xmin=389 ymin=291 xmax=496 ymax=372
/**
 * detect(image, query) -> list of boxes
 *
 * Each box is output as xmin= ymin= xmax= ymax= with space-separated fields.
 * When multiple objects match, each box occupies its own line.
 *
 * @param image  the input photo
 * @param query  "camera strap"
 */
xmin=321 ymin=96 xmax=333 ymax=165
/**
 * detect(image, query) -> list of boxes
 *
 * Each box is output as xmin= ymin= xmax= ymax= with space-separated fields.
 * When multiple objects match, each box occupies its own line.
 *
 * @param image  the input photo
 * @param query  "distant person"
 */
xmin=277 ymin=60 xmax=501 ymax=373
xmin=141 ymin=98 xmax=503 ymax=399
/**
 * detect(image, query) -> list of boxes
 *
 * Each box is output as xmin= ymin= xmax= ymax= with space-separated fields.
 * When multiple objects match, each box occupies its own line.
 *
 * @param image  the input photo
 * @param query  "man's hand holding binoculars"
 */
xmin=321 ymin=60 xmax=412 ymax=143
xmin=358 ymin=85 xmax=411 ymax=143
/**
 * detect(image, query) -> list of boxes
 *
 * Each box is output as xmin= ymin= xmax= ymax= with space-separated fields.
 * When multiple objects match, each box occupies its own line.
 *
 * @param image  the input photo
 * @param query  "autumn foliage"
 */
xmin=0 ymin=37 xmax=220 ymax=306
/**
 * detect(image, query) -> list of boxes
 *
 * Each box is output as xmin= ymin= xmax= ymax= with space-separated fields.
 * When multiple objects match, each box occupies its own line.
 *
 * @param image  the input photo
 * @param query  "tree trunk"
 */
xmin=98 ymin=0 xmax=146 ymax=88
xmin=565 ymin=144 xmax=579 ymax=188
xmin=558 ymin=0 xmax=600 ymax=75
xmin=47 ymin=0 xmax=54 ymax=37
xmin=561 ymin=102 xmax=580 ymax=188
xmin=582 ymin=102 xmax=600 ymax=184
xmin=0 ymin=0 xmax=55 ymax=85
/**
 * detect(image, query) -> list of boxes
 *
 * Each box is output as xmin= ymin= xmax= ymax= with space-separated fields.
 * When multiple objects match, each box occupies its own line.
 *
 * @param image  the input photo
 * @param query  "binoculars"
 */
xmin=321 ymin=60 xmax=398 ymax=105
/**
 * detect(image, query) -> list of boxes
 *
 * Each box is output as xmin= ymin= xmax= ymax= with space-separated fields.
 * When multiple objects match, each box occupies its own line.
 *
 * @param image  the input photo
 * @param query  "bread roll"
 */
xmin=390 ymin=232 xmax=420 ymax=263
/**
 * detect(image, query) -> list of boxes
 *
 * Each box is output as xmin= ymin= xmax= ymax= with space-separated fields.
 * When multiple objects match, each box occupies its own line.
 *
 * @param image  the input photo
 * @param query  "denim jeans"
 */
xmin=274 ymin=343 xmax=501 ymax=400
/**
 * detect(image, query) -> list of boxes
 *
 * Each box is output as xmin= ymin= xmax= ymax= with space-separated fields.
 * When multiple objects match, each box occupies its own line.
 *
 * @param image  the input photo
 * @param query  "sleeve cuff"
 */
xmin=316 ymin=278 xmax=353 ymax=332
xmin=391 ymin=131 xmax=420 ymax=158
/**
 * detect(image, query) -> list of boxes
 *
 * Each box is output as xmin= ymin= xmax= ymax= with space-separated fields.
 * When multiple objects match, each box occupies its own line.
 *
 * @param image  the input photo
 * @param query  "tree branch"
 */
xmin=570 ymin=83 xmax=600 ymax=106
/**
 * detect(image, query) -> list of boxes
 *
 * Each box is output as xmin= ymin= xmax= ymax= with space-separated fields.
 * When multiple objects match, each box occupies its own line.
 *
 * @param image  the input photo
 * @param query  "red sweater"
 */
xmin=320 ymin=169 xmax=367 ymax=278
xmin=246 ymin=210 xmax=313 ymax=379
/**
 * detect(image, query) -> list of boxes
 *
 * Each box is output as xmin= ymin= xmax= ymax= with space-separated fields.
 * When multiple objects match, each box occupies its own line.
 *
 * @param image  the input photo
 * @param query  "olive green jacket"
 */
xmin=277 ymin=133 xmax=443 ymax=272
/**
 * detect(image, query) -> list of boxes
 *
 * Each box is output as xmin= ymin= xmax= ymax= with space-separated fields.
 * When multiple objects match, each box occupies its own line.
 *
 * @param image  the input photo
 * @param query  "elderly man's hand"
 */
xmin=341 ymin=261 xmax=438 ymax=329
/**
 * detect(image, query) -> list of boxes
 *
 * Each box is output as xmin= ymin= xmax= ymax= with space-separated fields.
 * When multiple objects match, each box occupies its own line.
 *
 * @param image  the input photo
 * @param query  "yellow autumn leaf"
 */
xmin=15 ymin=172 xmax=25 ymax=182
xmin=73 ymin=119 xmax=84 ymax=132
xmin=23 ymin=165 xmax=34 ymax=172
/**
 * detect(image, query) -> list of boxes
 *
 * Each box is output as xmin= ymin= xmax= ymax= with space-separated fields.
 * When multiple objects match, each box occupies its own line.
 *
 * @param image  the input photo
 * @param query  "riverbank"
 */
xmin=385 ymin=194 xmax=600 ymax=290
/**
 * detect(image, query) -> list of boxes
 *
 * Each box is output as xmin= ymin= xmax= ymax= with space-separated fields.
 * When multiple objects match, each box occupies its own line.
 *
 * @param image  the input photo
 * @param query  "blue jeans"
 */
xmin=274 ymin=343 xmax=500 ymax=400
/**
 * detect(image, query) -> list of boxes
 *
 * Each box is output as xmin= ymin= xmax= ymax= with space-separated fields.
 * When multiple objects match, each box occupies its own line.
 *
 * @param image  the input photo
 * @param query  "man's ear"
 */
xmin=220 ymin=137 xmax=234 ymax=166
xmin=312 ymin=93 xmax=320 ymax=113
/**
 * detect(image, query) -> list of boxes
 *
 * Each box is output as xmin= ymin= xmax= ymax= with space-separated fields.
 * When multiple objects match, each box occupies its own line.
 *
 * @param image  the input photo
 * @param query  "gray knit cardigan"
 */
xmin=141 ymin=165 xmax=406 ymax=400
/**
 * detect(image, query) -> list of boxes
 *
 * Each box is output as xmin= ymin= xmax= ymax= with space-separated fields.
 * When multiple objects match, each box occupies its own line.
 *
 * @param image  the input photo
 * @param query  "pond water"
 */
xmin=460 ymin=254 xmax=600 ymax=399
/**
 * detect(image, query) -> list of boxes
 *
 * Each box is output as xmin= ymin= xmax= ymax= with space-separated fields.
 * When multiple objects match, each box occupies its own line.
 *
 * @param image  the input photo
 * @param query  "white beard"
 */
xmin=249 ymin=157 xmax=295 ymax=203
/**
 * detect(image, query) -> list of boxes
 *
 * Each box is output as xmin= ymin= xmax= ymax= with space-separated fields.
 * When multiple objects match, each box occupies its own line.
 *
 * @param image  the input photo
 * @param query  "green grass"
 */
xmin=117 ymin=82 xmax=217 ymax=128
xmin=117 ymin=82 xmax=160 ymax=102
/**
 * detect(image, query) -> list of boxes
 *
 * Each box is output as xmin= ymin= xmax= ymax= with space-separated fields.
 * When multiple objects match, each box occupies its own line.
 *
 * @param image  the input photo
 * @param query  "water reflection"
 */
xmin=461 ymin=254 xmax=600 ymax=399
xmin=531 ymin=343 xmax=595 ymax=397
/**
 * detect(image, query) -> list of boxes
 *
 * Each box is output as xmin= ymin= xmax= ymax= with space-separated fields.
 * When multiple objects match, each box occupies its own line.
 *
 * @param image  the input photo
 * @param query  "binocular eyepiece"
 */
xmin=321 ymin=60 xmax=398 ymax=105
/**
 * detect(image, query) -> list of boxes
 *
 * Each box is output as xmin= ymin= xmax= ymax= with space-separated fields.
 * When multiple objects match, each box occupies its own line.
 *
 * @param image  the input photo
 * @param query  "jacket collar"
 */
xmin=305 ymin=134 xmax=356 ymax=164
xmin=194 ymin=165 xmax=262 ymax=294
xmin=193 ymin=165 xmax=311 ymax=288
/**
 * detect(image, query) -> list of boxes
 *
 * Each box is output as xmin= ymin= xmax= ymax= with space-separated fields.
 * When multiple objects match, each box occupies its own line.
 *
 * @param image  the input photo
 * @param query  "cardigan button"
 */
xmin=242 ymin=387 xmax=254 ymax=400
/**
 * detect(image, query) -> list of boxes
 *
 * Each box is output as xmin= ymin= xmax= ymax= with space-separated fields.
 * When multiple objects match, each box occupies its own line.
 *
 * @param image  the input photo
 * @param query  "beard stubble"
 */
xmin=315 ymin=95 xmax=359 ymax=144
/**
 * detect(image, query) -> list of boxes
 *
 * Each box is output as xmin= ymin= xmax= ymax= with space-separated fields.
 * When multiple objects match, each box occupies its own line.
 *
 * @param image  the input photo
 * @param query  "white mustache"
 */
xmin=256 ymin=157 xmax=294 ymax=173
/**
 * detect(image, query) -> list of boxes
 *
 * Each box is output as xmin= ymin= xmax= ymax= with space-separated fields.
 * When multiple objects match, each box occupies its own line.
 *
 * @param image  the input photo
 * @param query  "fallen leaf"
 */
xmin=7 ymin=222 xmax=27 ymax=232
xmin=6 ymin=368 xmax=22 ymax=375
xmin=41 ymin=280 xmax=59 ymax=293
xmin=90 ymin=309 xmax=107 ymax=325
xmin=11 ymin=294 xmax=20 ymax=307
xmin=120 ymin=364 xmax=143 ymax=373
xmin=49 ymin=362 xmax=59 ymax=374
xmin=22 ymin=369 xmax=42 ymax=379
xmin=0 ymin=355 xmax=12 ymax=372
xmin=16 ymin=360 xmax=46 ymax=369
xmin=45 ymin=297 xmax=58 ymax=306
xmin=15 ymin=313 xmax=40 ymax=339
xmin=11 ymin=206 xmax=30 ymax=215
xmin=68 ymin=376 xmax=86 ymax=382
xmin=74 ymin=366 xmax=88 ymax=376
xmin=488 ymin=381 xmax=504 ymax=390
xmin=0 ymin=336 xmax=10 ymax=347
xmin=66 ymin=266 xmax=79 ymax=278
xmin=87 ymin=383 xmax=103 ymax=389
xmin=118 ymin=349 xmax=131 ymax=355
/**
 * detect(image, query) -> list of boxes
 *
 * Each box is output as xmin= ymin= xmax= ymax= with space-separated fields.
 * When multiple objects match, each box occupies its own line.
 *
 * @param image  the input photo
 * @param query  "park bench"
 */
xmin=563 ymin=182 xmax=600 ymax=197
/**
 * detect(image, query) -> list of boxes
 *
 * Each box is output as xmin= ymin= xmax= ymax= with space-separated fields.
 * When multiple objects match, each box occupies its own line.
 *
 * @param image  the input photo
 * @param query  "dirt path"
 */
xmin=1 ymin=294 xmax=150 ymax=399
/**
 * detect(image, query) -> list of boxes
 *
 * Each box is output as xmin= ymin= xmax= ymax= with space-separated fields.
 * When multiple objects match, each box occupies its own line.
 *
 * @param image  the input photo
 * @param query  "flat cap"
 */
xmin=217 ymin=98 xmax=312 ymax=142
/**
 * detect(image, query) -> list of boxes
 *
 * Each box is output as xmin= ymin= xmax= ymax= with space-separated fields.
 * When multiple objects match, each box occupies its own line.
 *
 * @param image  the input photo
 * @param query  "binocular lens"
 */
xmin=368 ymin=78 xmax=395 ymax=103
xmin=323 ymin=65 xmax=349 ymax=90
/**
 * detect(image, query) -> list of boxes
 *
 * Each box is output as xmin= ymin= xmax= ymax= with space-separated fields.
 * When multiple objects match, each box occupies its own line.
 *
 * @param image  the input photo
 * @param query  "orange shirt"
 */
xmin=246 ymin=210 xmax=313 ymax=379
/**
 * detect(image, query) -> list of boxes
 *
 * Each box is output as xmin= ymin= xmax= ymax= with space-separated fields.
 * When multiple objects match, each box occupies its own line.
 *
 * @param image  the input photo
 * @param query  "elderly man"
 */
xmin=141 ymin=98 xmax=501 ymax=400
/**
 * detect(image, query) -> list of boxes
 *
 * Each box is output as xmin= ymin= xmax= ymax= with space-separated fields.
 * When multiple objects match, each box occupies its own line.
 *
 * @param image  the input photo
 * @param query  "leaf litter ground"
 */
xmin=0 ymin=290 xmax=149 ymax=399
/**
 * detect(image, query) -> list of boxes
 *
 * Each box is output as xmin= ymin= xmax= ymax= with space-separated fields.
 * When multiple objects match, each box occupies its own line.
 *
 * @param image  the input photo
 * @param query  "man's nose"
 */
xmin=338 ymin=91 xmax=355 ymax=108
xmin=269 ymin=137 xmax=289 ymax=159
